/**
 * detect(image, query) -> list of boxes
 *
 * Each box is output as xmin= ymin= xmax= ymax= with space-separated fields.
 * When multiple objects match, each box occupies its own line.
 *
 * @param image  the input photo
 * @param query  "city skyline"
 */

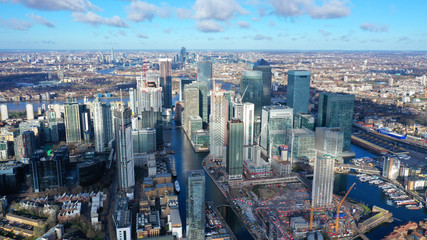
xmin=0 ymin=0 xmax=426 ymax=50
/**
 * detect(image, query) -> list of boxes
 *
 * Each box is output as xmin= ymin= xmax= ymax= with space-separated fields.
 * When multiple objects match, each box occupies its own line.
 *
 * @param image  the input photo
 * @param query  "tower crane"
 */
xmin=335 ymin=182 xmax=356 ymax=233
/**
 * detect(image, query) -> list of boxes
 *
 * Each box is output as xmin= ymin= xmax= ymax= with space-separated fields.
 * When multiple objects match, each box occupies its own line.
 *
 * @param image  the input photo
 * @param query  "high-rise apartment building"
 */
xmin=0 ymin=104 xmax=8 ymax=121
xmin=312 ymin=154 xmax=335 ymax=207
xmin=26 ymin=104 xmax=34 ymax=120
xmin=287 ymin=70 xmax=311 ymax=114
xmin=186 ymin=170 xmax=205 ymax=240
xmin=93 ymin=98 xmax=113 ymax=152
xmin=382 ymin=155 xmax=400 ymax=180
xmin=114 ymin=105 xmax=135 ymax=189
xmin=227 ymin=119 xmax=244 ymax=180
xmin=47 ymin=110 xmax=59 ymax=142
xmin=159 ymin=58 xmax=172 ymax=108
xmin=183 ymin=85 xmax=200 ymax=135
xmin=209 ymin=91 xmax=229 ymax=162
xmin=64 ymin=99 xmax=82 ymax=143
xmin=242 ymin=103 xmax=254 ymax=160
xmin=317 ymin=92 xmax=355 ymax=151
xmin=253 ymin=59 xmax=272 ymax=106
xmin=315 ymin=127 xmax=344 ymax=163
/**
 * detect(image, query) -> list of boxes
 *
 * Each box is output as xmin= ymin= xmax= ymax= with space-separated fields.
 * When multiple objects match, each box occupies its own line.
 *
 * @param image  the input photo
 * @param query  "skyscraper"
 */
xmin=197 ymin=60 xmax=213 ymax=89
xmin=209 ymin=91 xmax=229 ymax=162
xmin=317 ymin=92 xmax=355 ymax=151
xmin=190 ymin=81 xmax=209 ymax=124
xmin=93 ymin=98 xmax=113 ymax=152
xmin=26 ymin=104 xmax=34 ymax=120
xmin=312 ymin=154 xmax=335 ymax=207
xmin=0 ymin=104 xmax=8 ymax=121
xmin=47 ymin=110 xmax=59 ymax=143
xmin=179 ymin=78 xmax=196 ymax=101
xmin=253 ymin=59 xmax=272 ymax=106
xmin=287 ymin=70 xmax=311 ymax=114
xmin=240 ymin=70 xmax=263 ymax=116
xmin=315 ymin=127 xmax=344 ymax=163
xmin=260 ymin=105 xmax=293 ymax=159
xmin=286 ymin=128 xmax=316 ymax=165
xmin=242 ymin=102 xmax=254 ymax=160
xmin=382 ymin=155 xmax=400 ymax=180
xmin=227 ymin=119 xmax=244 ymax=180
xmin=114 ymin=105 xmax=135 ymax=189
xmin=186 ymin=170 xmax=205 ymax=240
xmin=64 ymin=99 xmax=82 ymax=143
xmin=159 ymin=58 xmax=172 ymax=108
xmin=294 ymin=113 xmax=316 ymax=131
xmin=183 ymin=85 xmax=200 ymax=135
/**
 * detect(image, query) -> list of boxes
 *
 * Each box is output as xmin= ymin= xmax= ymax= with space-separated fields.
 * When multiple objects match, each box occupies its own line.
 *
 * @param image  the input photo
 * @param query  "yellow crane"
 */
xmin=335 ymin=182 xmax=356 ymax=233
xmin=309 ymin=193 xmax=322 ymax=231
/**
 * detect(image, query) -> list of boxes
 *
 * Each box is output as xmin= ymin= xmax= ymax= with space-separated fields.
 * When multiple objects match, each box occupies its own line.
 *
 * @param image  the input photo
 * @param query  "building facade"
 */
xmin=227 ymin=119 xmax=244 ymax=180
xmin=186 ymin=170 xmax=205 ymax=240
xmin=287 ymin=70 xmax=311 ymax=115
xmin=312 ymin=154 xmax=335 ymax=207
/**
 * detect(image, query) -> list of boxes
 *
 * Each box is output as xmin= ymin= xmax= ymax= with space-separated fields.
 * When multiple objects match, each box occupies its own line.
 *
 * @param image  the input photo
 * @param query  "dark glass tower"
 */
xmin=253 ymin=59 xmax=272 ymax=106
xmin=159 ymin=58 xmax=172 ymax=108
xmin=226 ymin=119 xmax=244 ymax=180
xmin=287 ymin=70 xmax=311 ymax=114
xmin=186 ymin=170 xmax=205 ymax=239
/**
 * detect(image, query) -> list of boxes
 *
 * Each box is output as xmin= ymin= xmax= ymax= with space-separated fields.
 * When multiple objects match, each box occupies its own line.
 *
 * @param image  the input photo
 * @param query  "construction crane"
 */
xmin=335 ymin=182 xmax=356 ymax=233
xmin=309 ymin=193 xmax=322 ymax=231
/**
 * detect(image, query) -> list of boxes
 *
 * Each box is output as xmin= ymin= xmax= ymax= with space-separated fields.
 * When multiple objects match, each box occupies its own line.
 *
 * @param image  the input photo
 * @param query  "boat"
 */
xmin=406 ymin=204 xmax=422 ymax=210
xmin=174 ymin=180 xmax=180 ymax=192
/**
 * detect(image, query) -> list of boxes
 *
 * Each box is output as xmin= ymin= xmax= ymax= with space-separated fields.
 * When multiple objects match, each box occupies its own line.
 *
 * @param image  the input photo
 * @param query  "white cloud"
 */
xmin=0 ymin=18 xmax=33 ymax=31
xmin=72 ymin=12 xmax=128 ymax=28
xmin=126 ymin=1 xmax=171 ymax=22
xmin=194 ymin=0 xmax=248 ymax=21
xmin=253 ymin=34 xmax=272 ymax=40
xmin=176 ymin=8 xmax=193 ymax=19
xmin=137 ymin=33 xmax=148 ymax=39
xmin=360 ymin=22 xmax=389 ymax=32
xmin=27 ymin=13 xmax=55 ymax=28
xmin=270 ymin=0 xmax=350 ymax=19
xmin=4 ymin=0 xmax=99 ymax=12
xmin=196 ymin=20 xmax=224 ymax=32
xmin=238 ymin=21 xmax=250 ymax=28
xmin=318 ymin=29 xmax=331 ymax=37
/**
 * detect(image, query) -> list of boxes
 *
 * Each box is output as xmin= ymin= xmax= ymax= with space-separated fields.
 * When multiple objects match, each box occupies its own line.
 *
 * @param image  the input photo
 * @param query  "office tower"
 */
xmin=382 ymin=155 xmax=400 ymax=180
xmin=111 ymin=47 xmax=115 ymax=63
xmin=197 ymin=60 xmax=213 ymax=89
xmin=317 ymin=92 xmax=355 ymax=151
xmin=315 ymin=127 xmax=344 ymax=163
xmin=186 ymin=170 xmax=205 ymax=240
xmin=209 ymin=91 xmax=229 ymax=162
xmin=312 ymin=154 xmax=335 ymax=207
xmin=159 ymin=58 xmax=172 ymax=108
xmin=253 ymin=59 xmax=272 ymax=106
xmin=26 ymin=104 xmax=34 ymax=120
xmin=114 ymin=105 xmax=135 ymax=189
xmin=191 ymin=81 xmax=209 ymax=124
xmin=233 ymin=102 xmax=243 ymax=120
xmin=260 ymin=105 xmax=293 ymax=159
xmin=174 ymin=101 xmax=184 ymax=125
xmin=179 ymin=78 xmax=195 ymax=101
xmin=132 ymin=128 xmax=156 ymax=154
xmin=183 ymin=85 xmax=200 ymax=134
xmin=286 ymin=128 xmax=316 ymax=165
xmin=64 ymin=99 xmax=82 ymax=143
xmin=227 ymin=119 xmax=244 ymax=180
xmin=93 ymin=98 xmax=113 ymax=152
xmin=294 ymin=113 xmax=316 ymax=131
xmin=0 ymin=104 xmax=8 ymax=121
xmin=240 ymin=70 xmax=263 ymax=116
xmin=0 ymin=141 xmax=8 ymax=160
xmin=129 ymin=88 xmax=137 ymax=114
xmin=47 ymin=110 xmax=59 ymax=142
xmin=18 ymin=120 xmax=43 ymax=147
xmin=287 ymin=70 xmax=311 ymax=114
xmin=242 ymin=103 xmax=254 ymax=160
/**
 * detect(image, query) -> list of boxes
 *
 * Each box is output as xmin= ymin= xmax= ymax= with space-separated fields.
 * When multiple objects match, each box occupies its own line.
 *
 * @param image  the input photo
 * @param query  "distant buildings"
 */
xmin=317 ymin=92 xmax=355 ymax=151
xmin=186 ymin=170 xmax=205 ymax=240
xmin=197 ymin=60 xmax=213 ymax=89
xmin=287 ymin=70 xmax=311 ymax=115
xmin=226 ymin=119 xmax=244 ymax=180
xmin=114 ymin=105 xmax=135 ymax=190
xmin=312 ymin=154 xmax=335 ymax=207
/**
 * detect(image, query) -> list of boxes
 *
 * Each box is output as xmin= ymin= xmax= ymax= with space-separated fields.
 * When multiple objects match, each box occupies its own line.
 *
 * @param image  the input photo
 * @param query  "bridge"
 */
xmin=228 ymin=175 xmax=301 ymax=187
xmin=335 ymin=163 xmax=380 ymax=175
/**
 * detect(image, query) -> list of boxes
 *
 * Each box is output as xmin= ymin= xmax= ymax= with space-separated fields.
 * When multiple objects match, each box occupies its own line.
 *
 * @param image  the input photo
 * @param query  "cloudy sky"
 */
xmin=0 ymin=0 xmax=426 ymax=50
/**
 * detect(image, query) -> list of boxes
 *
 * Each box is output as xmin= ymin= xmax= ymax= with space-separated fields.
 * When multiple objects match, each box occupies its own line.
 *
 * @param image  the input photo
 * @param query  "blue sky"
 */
xmin=0 ymin=0 xmax=426 ymax=50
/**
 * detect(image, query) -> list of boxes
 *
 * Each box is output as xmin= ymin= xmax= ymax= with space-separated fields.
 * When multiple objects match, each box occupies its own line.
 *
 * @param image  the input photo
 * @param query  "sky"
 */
xmin=0 ymin=0 xmax=426 ymax=50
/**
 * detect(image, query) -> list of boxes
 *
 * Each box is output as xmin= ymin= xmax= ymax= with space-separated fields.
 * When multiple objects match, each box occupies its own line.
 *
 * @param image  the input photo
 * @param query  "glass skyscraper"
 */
xmin=253 ymin=59 xmax=272 ymax=106
xmin=240 ymin=70 xmax=263 ymax=116
xmin=186 ymin=170 xmax=205 ymax=240
xmin=64 ymin=98 xmax=82 ymax=143
xmin=287 ymin=70 xmax=311 ymax=114
xmin=183 ymin=85 xmax=200 ymax=135
xmin=210 ymin=91 xmax=229 ymax=162
xmin=159 ymin=58 xmax=172 ymax=108
xmin=197 ymin=60 xmax=213 ymax=89
xmin=315 ymin=127 xmax=344 ymax=163
xmin=227 ymin=119 xmax=244 ymax=180
xmin=317 ymin=92 xmax=355 ymax=151
xmin=93 ymin=98 xmax=113 ymax=153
